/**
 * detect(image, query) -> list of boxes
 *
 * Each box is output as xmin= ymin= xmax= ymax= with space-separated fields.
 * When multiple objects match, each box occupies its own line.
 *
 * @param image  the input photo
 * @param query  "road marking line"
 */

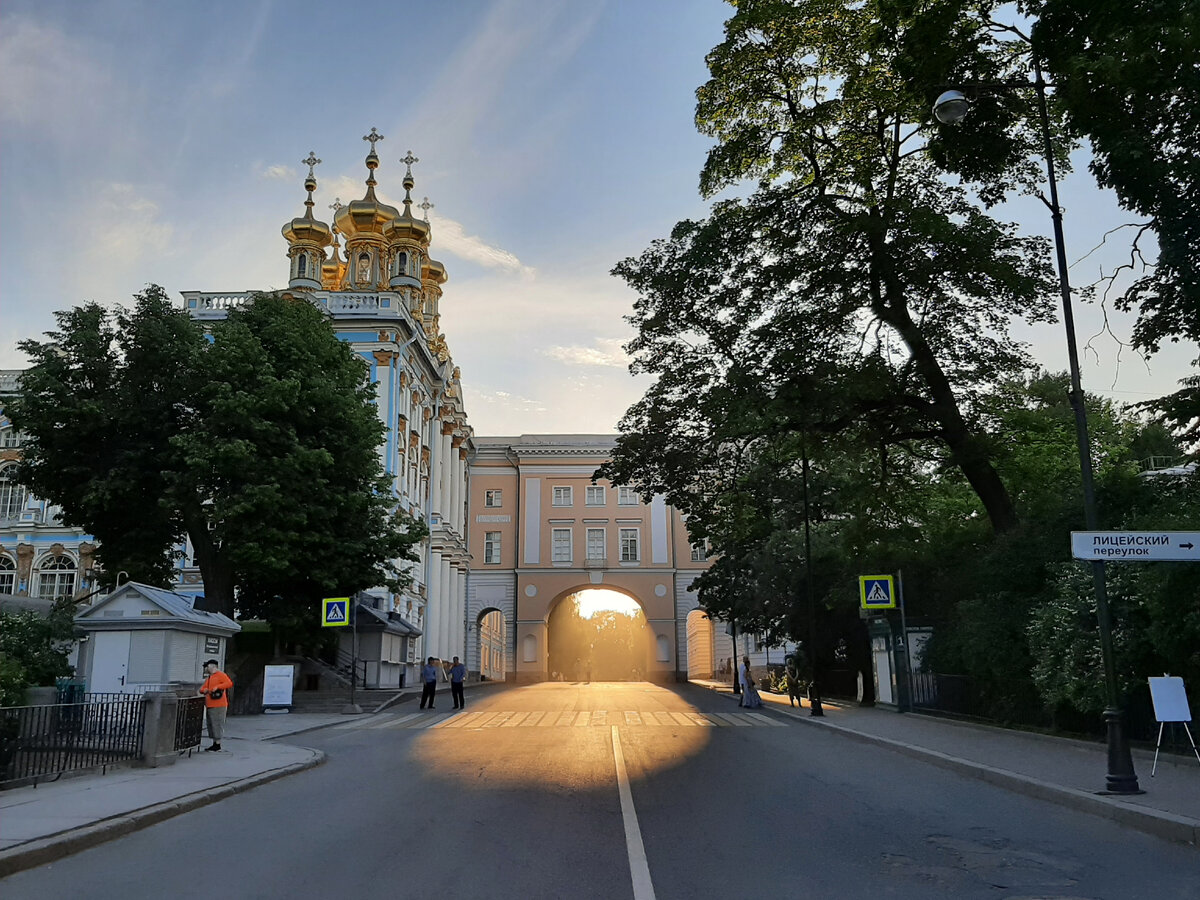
xmin=484 ymin=712 xmax=514 ymax=727
xmin=744 ymin=713 xmax=785 ymax=726
xmin=521 ymin=711 xmax=546 ymax=726
xmin=624 ymin=711 xmax=643 ymax=725
xmin=437 ymin=711 xmax=485 ymax=728
xmin=670 ymin=712 xmax=695 ymax=727
xmin=537 ymin=711 xmax=558 ymax=726
xmin=575 ymin=711 xmax=591 ymax=726
xmin=612 ymin=727 xmax=657 ymax=900
xmin=712 ymin=713 xmax=750 ymax=726
xmin=502 ymin=712 xmax=530 ymax=727
xmin=651 ymin=712 xmax=675 ymax=727
xmin=696 ymin=714 xmax=725 ymax=726
xmin=556 ymin=712 xmax=577 ymax=727
xmin=592 ymin=710 xmax=608 ymax=726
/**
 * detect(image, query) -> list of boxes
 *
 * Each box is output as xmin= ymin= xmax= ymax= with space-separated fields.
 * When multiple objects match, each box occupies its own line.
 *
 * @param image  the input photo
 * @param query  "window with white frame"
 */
xmin=484 ymin=489 xmax=503 ymax=508
xmin=552 ymin=528 xmax=572 ymax=562
xmin=691 ymin=541 xmax=709 ymax=562
xmin=0 ymin=428 xmax=24 ymax=448
xmin=484 ymin=532 xmax=502 ymax=564
xmin=619 ymin=528 xmax=640 ymax=562
xmin=0 ymin=465 xmax=27 ymax=520
xmin=552 ymin=486 xmax=573 ymax=507
xmin=586 ymin=528 xmax=606 ymax=560
xmin=0 ymin=556 xmax=14 ymax=594
xmin=585 ymin=485 xmax=605 ymax=506
xmin=617 ymin=486 xmax=639 ymax=506
xmin=34 ymin=554 xmax=76 ymax=599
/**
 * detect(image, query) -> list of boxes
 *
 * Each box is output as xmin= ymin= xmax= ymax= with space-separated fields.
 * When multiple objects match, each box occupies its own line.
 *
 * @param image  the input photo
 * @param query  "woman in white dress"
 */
xmin=739 ymin=656 xmax=763 ymax=709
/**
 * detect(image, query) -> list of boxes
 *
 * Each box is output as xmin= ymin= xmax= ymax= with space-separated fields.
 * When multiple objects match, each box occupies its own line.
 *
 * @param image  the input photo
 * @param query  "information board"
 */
xmin=262 ymin=665 xmax=295 ymax=710
xmin=1148 ymin=676 xmax=1192 ymax=723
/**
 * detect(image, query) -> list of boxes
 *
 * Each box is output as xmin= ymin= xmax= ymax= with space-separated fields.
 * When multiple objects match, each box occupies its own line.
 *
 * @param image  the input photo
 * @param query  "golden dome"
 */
xmin=383 ymin=151 xmax=431 ymax=244
xmin=333 ymin=128 xmax=400 ymax=241
xmin=422 ymin=256 xmax=447 ymax=285
xmin=282 ymin=152 xmax=333 ymax=248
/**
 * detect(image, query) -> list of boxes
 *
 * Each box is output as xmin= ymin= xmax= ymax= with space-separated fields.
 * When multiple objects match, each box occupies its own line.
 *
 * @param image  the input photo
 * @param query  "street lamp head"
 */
xmin=933 ymin=90 xmax=970 ymax=125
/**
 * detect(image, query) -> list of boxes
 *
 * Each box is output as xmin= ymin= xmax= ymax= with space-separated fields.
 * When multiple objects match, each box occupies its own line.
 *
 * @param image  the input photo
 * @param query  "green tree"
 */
xmin=0 ymin=599 xmax=79 ymax=705
xmin=10 ymin=288 xmax=427 ymax=627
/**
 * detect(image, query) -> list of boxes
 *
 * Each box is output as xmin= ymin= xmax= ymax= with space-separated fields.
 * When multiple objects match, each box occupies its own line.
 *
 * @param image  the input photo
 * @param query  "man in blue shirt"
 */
xmin=420 ymin=657 xmax=439 ymax=709
xmin=449 ymin=656 xmax=467 ymax=709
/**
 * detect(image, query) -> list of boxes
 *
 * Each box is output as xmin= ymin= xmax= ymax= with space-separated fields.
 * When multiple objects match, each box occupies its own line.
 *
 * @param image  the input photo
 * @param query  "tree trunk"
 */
xmin=182 ymin=504 xmax=237 ymax=619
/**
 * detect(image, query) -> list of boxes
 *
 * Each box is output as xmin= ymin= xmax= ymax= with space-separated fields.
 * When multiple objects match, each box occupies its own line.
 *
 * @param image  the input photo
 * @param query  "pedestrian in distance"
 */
xmin=449 ymin=656 xmax=466 ymax=709
xmin=199 ymin=659 xmax=233 ymax=751
xmin=420 ymin=656 xmax=439 ymax=709
xmin=739 ymin=656 xmax=763 ymax=709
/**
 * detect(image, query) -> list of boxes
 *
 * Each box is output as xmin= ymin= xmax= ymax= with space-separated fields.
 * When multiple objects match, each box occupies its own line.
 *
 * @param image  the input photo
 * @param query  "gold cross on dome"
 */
xmin=363 ymin=127 xmax=384 ymax=151
xmin=401 ymin=150 xmax=419 ymax=176
xmin=301 ymin=152 xmax=321 ymax=177
xmin=329 ymin=197 xmax=343 ymax=213
xmin=419 ymin=197 xmax=434 ymax=221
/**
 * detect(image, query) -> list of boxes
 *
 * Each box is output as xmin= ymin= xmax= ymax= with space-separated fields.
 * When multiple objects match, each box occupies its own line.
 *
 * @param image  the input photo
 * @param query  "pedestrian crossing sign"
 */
xmin=322 ymin=597 xmax=350 ymax=627
xmin=859 ymin=575 xmax=896 ymax=610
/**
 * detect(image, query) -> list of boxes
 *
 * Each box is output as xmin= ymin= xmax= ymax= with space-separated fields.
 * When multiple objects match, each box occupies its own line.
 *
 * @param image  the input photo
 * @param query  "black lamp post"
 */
xmin=801 ymin=439 xmax=823 ymax=716
xmin=934 ymin=65 xmax=1141 ymax=794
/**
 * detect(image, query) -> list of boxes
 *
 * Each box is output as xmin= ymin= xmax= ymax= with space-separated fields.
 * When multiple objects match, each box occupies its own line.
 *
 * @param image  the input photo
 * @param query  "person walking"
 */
xmin=449 ymin=656 xmax=466 ymax=709
xmin=420 ymin=657 xmax=439 ymax=709
xmin=739 ymin=656 xmax=763 ymax=709
xmin=199 ymin=659 xmax=233 ymax=751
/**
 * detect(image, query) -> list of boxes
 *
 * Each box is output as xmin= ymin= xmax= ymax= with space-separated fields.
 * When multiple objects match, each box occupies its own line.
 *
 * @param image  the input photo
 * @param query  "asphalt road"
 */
xmin=3 ymin=682 xmax=1198 ymax=900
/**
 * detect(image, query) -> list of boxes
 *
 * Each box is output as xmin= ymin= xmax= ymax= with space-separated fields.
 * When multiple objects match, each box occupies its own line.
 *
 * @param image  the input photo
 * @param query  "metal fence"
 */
xmin=174 ymin=697 xmax=206 ymax=751
xmin=1 ymin=696 xmax=145 ymax=787
xmin=910 ymin=672 xmax=985 ymax=718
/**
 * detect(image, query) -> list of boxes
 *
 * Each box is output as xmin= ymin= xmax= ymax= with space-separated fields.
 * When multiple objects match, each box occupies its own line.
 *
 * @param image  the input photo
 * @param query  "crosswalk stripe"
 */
xmin=483 ymin=712 xmax=514 ymax=727
xmin=712 ymin=713 xmax=750 ymax=726
xmin=670 ymin=712 xmax=695 ymax=727
xmin=435 ymin=711 xmax=482 ymax=728
xmin=502 ymin=712 xmax=530 ymax=727
xmin=624 ymin=711 xmax=643 ymax=725
xmin=744 ymin=713 xmax=785 ymax=726
xmin=575 ymin=711 xmax=591 ymax=726
xmin=537 ymin=711 xmax=558 ymax=726
xmin=694 ymin=713 xmax=724 ymax=726
xmin=651 ymin=712 xmax=676 ymax=727
xmin=592 ymin=710 xmax=608 ymax=726
xmin=521 ymin=711 xmax=546 ymax=726
xmin=556 ymin=712 xmax=577 ymax=727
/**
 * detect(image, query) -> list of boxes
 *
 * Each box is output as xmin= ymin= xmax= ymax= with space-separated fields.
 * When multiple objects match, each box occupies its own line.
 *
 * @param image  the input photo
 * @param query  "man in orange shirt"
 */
xmin=199 ymin=659 xmax=233 ymax=751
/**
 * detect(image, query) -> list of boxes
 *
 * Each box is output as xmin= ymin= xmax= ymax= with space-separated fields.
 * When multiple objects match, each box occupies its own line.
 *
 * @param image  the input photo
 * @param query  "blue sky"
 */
xmin=1 ymin=0 xmax=1193 ymax=436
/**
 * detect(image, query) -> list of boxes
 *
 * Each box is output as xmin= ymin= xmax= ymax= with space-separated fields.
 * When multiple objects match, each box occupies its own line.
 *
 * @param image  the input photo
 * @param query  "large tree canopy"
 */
xmin=605 ymin=0 xmax=1057 ymax=538
xmin=10 ymin=287 xmax=426 ymax=624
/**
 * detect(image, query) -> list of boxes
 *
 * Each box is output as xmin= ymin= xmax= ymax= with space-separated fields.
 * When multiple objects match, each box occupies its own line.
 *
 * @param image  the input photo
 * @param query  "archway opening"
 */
xmin=476 ymin=609 xmax=506 ymax=681
xmin=547 ymin=588 xmax=651 ymax=682
xmin=686 ymin=609 xmax=715 ymax=679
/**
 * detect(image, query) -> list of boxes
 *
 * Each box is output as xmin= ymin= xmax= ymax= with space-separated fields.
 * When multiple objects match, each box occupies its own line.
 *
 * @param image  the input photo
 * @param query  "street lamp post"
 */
xmin=934 ymin=67 xmax=1141 ymax=794
xmin=801 ymin=438 xmax=823 ymax=716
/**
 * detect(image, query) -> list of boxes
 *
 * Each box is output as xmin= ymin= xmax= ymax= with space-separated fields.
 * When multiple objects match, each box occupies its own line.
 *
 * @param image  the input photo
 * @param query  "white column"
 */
xmin=440 ymin=429 xmax=454 ymax=522
xmin=440 ymin=557 xmax=453 ymax=656
xmin=457 ymin=568 xmax=467 ymax=660
xmin=426 ymin=550 xmax=441 ymax=659
xmin=450 ymin=450 xmax=462 ymax=535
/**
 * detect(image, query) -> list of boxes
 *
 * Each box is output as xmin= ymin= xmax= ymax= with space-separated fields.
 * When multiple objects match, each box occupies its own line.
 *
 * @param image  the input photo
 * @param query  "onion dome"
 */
xmin=282 ymin=152 xmax=333 ymax=290
xmin=383 ymin=151 xmax=432 ymax=245
xmin=322 ymin=201 xmax=347 ymax=290
xmin=333 ymin=128 xmax=401 ymax=241
xmin=421 ymin=255 xmax=447 ymax=286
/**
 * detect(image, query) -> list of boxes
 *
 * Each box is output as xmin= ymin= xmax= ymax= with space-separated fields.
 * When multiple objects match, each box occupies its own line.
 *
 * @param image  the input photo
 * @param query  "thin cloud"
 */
xmin=431 ymin=215 xmax=535 ymax=277
xmin=466 ymin=388 xmax=547 ymax=414
xmin=544 ymin=338 xmax=629 ymax=368
xmin=262 ymin=164 xmax=298 ymax=181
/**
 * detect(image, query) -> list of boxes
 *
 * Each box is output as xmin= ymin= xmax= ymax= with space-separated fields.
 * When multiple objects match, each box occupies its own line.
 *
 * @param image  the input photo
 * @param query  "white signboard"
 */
xmin=262 ymin=665 xmax=294 ymax=711
xmin=1148 ymin=676 xmax=1191 ymax=723
xmin=1071 ymin=531 xmax=1200 ymax=562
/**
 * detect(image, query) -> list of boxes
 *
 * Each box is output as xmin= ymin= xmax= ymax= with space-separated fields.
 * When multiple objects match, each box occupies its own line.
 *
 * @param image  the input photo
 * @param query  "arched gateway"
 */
xmin=467 ymin=435 xmax=710 ymax=682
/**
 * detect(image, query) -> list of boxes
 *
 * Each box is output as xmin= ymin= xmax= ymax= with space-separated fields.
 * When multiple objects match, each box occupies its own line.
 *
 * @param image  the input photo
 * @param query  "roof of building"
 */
xmin=75 ymin=582 xmax=240 ymax=634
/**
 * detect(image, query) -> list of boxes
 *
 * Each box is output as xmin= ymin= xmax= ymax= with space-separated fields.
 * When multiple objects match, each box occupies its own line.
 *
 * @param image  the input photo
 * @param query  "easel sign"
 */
xmin=1147 ymin=675 xmax=1200 ymax=776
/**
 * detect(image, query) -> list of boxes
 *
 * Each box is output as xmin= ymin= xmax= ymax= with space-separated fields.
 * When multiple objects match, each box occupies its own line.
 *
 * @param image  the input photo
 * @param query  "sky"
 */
xmin=1 ymin=0 xmax=1194 ymax=437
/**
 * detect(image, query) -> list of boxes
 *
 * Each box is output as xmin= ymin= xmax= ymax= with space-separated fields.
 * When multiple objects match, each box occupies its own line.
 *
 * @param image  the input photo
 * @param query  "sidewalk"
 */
xmin=694 ymin=678 xmax=1200 ymax=848
xmin=0 ymin=677 xmax=508 ymax=877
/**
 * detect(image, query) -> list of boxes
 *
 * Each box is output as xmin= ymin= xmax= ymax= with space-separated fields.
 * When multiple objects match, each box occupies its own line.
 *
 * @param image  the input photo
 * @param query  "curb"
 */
xmin=0 ymin=748 xmax=326 ymax=879
xmin=707 ymin=683 xmax=1200 ymax=849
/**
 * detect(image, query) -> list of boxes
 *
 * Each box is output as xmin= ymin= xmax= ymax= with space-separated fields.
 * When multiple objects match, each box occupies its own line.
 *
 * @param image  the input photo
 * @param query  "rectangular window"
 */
xmin=552 ymin=528 xmax=573 ymax=562
xmin=484 ymin=489 xmax=503 ymax=508
xmin=620 ymin=528 xmax=640 ymax=562
xmin=586 ymin=527 xmax=606 ymax=560
xmin=585 ymin=485 xmax=605 ymax=506
xmin=552 ymin=486 xmax=573 ymax=507
xmin=617 ymin=486 xmax=639 ymax=506
xmin=484 ymin=532 xmax=501 ymax=564
xmin=691 ymin=541 xmax=708 ymax=562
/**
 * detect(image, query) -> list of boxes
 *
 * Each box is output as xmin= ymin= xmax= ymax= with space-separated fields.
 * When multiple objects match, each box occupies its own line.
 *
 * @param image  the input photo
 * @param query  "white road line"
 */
xmin=436 ymin=711 xmax=484 ymax=728
xmin=502 ymin=712 xmax=530 ymax=727
xmin=612 ymin=727 xmax=657 ymax=900
xmin=670 ymin=712 xmax=695 ymax=727
xmin=381 ymin=713 xmax=425 ymax=728
xmin=712 ymin=713 xmax=750 ymax=726
xmin=744 ymin=713 xmax=785 ymax=726
xmin=651 ymin=712 xmax=675 ymax=727
xmin=521 ymin=711 xmax=546 ymax=726
xmin=624 ymin=711 xmax=643 ymax=725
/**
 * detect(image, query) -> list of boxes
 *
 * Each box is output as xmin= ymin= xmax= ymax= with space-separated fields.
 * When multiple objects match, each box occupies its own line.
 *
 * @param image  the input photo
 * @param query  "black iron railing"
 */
xmin=0 ymin=696 xmax=145 ymax=787
xmin=174 ymin=697 xmax=206 ymax=751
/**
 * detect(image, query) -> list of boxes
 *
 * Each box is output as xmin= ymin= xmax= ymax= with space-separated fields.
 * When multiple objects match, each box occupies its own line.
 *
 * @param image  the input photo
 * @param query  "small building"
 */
xmin=348 ymin=601 xmax=423 ymax=689
xmin=74 ymin=582 xmax=241 ymax=694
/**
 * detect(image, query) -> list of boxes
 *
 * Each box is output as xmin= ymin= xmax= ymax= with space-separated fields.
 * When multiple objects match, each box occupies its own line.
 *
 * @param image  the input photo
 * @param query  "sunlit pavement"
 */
xmin=3 ymin=680 xmax=1198 ymax=900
